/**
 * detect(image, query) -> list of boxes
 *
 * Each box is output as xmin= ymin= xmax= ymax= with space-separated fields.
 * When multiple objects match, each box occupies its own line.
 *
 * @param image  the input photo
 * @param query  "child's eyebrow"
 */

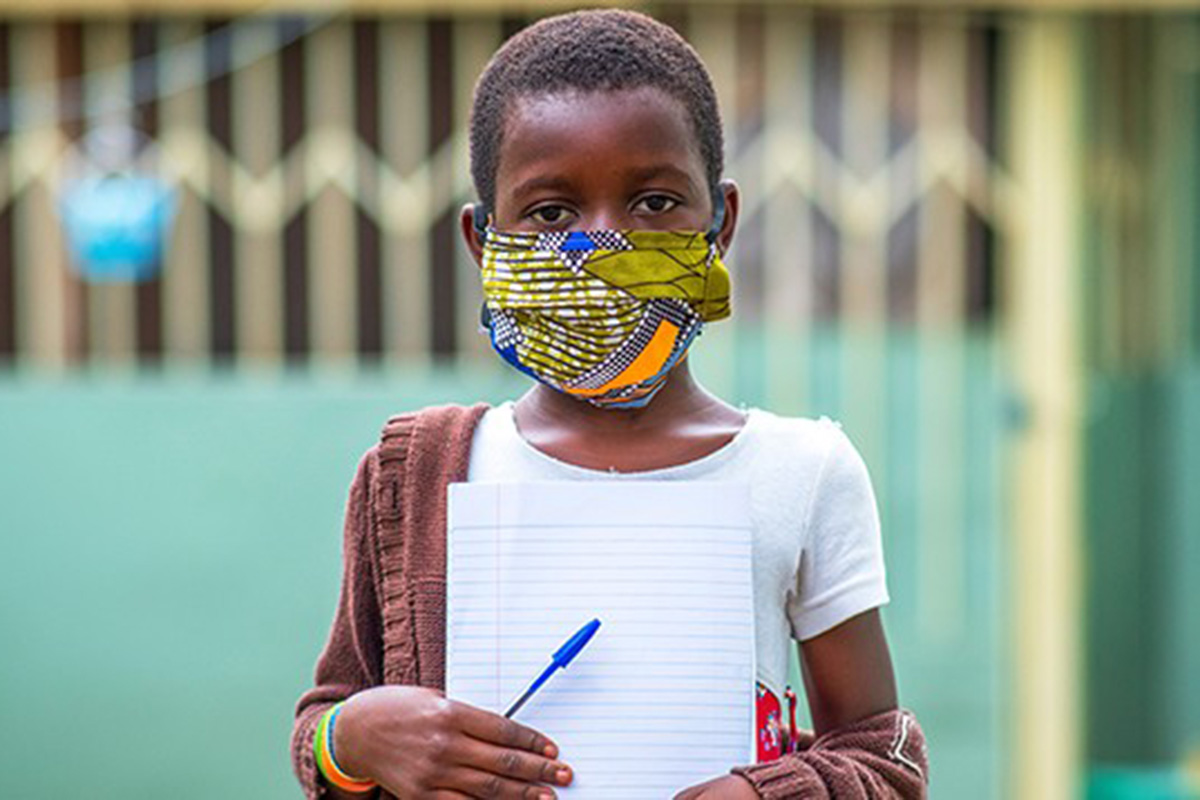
xmin=507 ymin=164 xmax=701 ymax=203
xmin=623 ymin=164 xmax=702 ymax=194
xmin=507 ymin=175 xmax=577 ymax=201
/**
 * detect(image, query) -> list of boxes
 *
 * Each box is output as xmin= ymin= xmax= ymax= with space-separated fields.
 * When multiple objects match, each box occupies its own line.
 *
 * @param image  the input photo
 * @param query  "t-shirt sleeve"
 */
xmin=786 ymin=424 xmax=890 ymax=641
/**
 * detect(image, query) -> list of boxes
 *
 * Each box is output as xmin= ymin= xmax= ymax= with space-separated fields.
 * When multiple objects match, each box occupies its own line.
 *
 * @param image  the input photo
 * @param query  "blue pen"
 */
xmin=504 ymin=618 xmax=601 ymax=718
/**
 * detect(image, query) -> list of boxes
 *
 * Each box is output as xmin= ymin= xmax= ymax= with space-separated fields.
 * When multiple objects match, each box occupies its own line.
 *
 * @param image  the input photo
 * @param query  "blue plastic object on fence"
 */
xmin=59 ymin=174 xmax=178 ymax=283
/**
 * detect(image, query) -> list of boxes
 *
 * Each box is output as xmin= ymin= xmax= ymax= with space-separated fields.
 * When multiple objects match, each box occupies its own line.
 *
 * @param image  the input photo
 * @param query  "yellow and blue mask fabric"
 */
xmin=479 ymin=225 xmax=731 ymax=409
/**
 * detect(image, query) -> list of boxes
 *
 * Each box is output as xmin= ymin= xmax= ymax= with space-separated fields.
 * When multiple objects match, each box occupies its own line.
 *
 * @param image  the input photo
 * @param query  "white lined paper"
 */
xmin=447 ymin=481 xmax=755 ymax=799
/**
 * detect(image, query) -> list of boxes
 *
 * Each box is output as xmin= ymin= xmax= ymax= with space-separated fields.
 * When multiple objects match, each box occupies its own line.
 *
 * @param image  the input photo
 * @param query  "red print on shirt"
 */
xmin=756 ymin=682 xmax=783 ymax=762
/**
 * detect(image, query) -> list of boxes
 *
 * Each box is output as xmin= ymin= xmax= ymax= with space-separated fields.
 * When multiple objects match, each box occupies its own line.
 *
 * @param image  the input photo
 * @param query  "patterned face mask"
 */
xmin=474 ymin=197 xmax=731 ymax=409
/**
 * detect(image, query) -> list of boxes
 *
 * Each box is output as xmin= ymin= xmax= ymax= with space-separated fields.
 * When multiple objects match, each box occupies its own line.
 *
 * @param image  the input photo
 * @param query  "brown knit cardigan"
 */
xmin=291 ymin=404 xmax=929 ymax=799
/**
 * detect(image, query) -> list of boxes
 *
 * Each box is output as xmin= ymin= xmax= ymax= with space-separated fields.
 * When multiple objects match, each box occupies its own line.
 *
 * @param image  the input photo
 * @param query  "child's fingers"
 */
xmin=452 ymin=736 xmax=572 ymax=787
xmin=450 ymin=700 xmax=558 ymax=756
xmin=439 ymin=765 xmax=558 ymax=800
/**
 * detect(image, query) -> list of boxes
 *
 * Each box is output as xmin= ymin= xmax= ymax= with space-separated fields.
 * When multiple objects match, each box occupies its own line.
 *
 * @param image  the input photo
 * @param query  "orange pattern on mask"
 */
xmin=565 ymin=319 xmax=680 ymax=397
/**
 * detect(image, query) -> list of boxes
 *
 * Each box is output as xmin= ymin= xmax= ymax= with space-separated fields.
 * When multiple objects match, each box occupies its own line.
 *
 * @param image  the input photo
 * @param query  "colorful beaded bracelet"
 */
xmin=314 ymin=702 xmax=377 ymax=794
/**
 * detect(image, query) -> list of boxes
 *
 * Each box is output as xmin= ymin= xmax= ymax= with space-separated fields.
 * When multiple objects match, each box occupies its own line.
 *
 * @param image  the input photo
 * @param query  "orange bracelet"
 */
xmin=314 ymin=703 xmax=377 ymax=794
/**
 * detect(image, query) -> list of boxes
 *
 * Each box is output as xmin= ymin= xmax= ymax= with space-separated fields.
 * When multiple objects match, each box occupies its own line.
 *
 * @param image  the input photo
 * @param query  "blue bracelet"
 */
xmin=328 ymin=704 xmax=346 ymax=767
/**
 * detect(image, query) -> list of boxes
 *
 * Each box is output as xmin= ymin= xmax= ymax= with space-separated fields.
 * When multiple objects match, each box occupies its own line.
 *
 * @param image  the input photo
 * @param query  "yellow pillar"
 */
xmin=1004 ymin=14 xmax=1085 ymax=800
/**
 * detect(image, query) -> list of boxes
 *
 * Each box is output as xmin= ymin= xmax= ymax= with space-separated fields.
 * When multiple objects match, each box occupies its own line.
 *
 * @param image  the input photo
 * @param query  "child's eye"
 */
xmin=528 ymin=205 xmax=575 ymax=226
xmin=633 ymin=194 xmax=680 ymax=215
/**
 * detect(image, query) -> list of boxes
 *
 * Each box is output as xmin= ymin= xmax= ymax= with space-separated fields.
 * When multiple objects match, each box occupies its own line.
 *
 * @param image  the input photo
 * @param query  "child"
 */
xmin=292 ymin=10 xmax=928 ymax=799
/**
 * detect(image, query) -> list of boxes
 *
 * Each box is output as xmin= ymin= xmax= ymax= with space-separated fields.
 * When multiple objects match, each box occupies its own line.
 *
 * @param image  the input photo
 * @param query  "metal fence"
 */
xmin=0 ymin=7 xmax=1004 ymax=370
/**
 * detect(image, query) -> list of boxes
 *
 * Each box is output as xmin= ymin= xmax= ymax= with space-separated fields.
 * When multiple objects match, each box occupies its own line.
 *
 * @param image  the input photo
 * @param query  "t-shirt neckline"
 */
xmin=492 ymin=400 xmax=762 ymax=480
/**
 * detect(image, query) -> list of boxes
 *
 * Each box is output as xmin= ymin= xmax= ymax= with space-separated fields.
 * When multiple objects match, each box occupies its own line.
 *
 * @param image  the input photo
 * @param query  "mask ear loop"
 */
xmin=705 ymin=187 xmax=726 ymax=245
xmin=699 ymin=186 xmax=728 ymax=321
xmin=472 ymin=203 xmax=494 ymax=331
xmin=471 ymin=203 xmax=490 ymax=244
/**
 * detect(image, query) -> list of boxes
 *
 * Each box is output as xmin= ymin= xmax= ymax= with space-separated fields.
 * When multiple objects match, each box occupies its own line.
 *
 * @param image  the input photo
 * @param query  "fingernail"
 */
xmin=556 ymin=768 xmax=572 ymax=785
xmin=539 ymin=792 xmax=554 ymax=800
xmin=543 ymin=743 xmax=558 ymax=759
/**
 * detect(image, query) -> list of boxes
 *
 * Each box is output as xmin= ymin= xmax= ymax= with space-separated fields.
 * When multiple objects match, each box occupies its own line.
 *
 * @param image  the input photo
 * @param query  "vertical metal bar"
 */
xmin=1178 ymin=20 xmax=1200 ymax=358
xmin=354 ymin=17 xmax=383 ymax=364
xmin=1090 ymin=18 xmax=1119 ymax=372
xmin=428 ymin=17 xmax=455 ymax=360
xmin=965 ymin=18 xmax=999 ymax=320
xmin=307 ymin=19 xmax=356 ymax=365
xmin=1003 ymin=15 xmax=1085 ymax=800
xmin=809 ymin=12 xmax=843 ymax=415
xmin=232 ymin=16 xmax=283 ymax=367
xmin=158 ymin=19 xmax=210 ymax=365
xmin=279 ymin=17 xmax=306 ymax=363
xmin=131 ymin=17 xmax=163 ymax=366
xmin=379 ymin=18 xmax=429 ymax=362
xmin=57 ymin=20 xmax=88 ymax=366
xmin=12 ymin=22 xmax=69 ymax=370
xmin=1121 ymin=21 xmax=1154 ymax=368
xmin=206 ymin=18 xmax=236 ymax=365
xmin=0 ymin=22 xmax=14 ymax=364
xmin=887 ymin=12 xmax=919 ymax=324
xmin=915 ymin=10 xmax=968 ymax=643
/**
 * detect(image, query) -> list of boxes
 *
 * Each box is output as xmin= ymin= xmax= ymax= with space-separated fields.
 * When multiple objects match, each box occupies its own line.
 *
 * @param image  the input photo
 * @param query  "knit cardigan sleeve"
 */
xmin=290 ymin=449 xmax=385 ymax=800
xmin=730 ymin=707 xmax=929 ymax=799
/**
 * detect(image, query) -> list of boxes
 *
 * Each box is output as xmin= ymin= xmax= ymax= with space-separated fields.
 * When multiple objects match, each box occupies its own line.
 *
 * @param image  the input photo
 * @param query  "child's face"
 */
xmin=462 ymin=85 xmax=738 ymax=408
xmin=462 ymin=86 xmax=737 ymax=249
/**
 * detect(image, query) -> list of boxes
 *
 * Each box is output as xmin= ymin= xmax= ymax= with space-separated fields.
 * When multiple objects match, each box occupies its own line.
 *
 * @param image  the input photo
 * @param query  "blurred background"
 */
xmin=0 ymin=1 xmax=1196 ymax=798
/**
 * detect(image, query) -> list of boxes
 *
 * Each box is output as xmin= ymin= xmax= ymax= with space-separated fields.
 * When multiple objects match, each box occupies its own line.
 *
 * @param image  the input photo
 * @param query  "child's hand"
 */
xmin=334 ymin=686 xmax=573 ymax=798
xmin=673 ymin=774 xmax=758 ymax=800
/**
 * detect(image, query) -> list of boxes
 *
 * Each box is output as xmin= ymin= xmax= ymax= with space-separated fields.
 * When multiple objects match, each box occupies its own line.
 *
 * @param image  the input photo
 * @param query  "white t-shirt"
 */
xmin=465 ymin=401 xmax=889 ymax=717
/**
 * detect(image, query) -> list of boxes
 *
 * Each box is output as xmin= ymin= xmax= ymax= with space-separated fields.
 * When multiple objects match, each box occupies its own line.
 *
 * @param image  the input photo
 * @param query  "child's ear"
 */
xmin=714 ymin=179 xmax=740 ymax=258
xmin=459 ymin=203 xmax=487 ymax=267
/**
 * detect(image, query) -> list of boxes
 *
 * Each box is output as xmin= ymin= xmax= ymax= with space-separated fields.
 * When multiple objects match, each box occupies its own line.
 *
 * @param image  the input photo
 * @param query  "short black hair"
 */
xmin=468 ymin=9 xmax=724 ymax=213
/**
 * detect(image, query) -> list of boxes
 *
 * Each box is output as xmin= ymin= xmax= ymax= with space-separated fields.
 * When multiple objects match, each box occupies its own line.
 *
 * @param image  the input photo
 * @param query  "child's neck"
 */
xmin=511 ymin=362 xmax=747 ymax=473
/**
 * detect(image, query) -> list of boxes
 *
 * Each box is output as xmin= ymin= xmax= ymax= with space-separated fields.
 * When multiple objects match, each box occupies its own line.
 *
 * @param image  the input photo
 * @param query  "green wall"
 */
xmin=0 ymin=368 xmax=528 ymax=798
xmin=1085 ymin=366 xmax=1200 ymax=772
